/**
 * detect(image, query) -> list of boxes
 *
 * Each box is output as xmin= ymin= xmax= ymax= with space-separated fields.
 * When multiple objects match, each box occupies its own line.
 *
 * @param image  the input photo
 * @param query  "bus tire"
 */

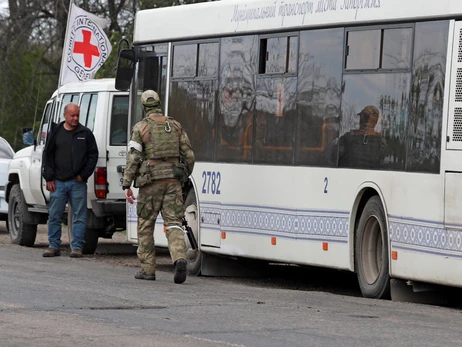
xmin=8 ymin=184 xmax=37 ymax=247
xmin=184 ymin=190 xmax=201 ymax=276
xmin=355 ymin=195 xmax=390 ymax=299
xmin=68 ymin=208 xmax=99 ymax=254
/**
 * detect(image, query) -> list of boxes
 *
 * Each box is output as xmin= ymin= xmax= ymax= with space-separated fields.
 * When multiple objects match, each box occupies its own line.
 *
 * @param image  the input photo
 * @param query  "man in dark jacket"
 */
xmin=41 ymin=102 xmax=98 ymax=258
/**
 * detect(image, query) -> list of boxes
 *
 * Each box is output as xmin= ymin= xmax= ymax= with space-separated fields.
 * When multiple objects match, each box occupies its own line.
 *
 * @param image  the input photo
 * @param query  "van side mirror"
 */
xmin=22 ymin=128 xmax=35 ymax=146
xmin=115 ymin=49 xmax=135 ymax=91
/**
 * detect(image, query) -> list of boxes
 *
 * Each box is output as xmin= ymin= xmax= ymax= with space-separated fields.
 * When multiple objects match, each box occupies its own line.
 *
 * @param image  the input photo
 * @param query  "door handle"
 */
xmin=117 ymin=165 xmax=125 ymax=173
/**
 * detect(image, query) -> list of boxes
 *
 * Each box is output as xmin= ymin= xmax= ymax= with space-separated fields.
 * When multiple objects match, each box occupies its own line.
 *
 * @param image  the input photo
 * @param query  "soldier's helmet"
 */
xmin=358 ymin=105 xmax=379 ymax=127
xmin=141 ymin=90 xmax=160 ymax=107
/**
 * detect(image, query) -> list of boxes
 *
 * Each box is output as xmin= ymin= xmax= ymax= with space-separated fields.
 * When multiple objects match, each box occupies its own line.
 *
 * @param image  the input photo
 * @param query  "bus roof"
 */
xmin=52 ymin=78 xmax=117 ymax=97
xmin=134 ymin=0 xmax=462 ymax=44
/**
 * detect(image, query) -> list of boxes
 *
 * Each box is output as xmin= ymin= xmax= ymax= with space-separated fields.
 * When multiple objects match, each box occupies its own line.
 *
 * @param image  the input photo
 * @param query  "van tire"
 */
xmin=8 ymin=184 xmax=37 ymax=247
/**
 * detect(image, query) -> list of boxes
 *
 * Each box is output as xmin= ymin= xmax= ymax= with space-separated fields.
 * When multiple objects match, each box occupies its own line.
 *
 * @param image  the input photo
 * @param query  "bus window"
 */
xmin=216 ymin=35 xmax=257 ymax=163
xmin=170 ymin=80 xmax=216 ymax=161
xmin=259 ymin=36 xmax=298 ymax=74
xmin=172 ymin=44 xmax=197 ymax=78
xmin=295 ymin=28 xmax=343 ymax=167
xmin=407 ymin=20 xmax=449 ymax=173
xmin=340 ymin=73 xmax=411 ymax=170
xmin=382 ymin=28 xmax=413 ymax=69
xmin=136 ymin=46 xmax=168 ymax=125
xmin=198 ymin=43 xmax=219 ymax=78
xmin=254 ymin=77 xmax=297 ymax=165
xmin=345 ymin=30 xmax=381 ymax=70
xmin=110 ymin=95 xmax=129 ymax=146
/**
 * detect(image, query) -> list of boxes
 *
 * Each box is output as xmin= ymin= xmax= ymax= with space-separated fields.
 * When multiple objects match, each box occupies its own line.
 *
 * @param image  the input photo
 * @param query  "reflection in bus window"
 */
xmin=217 ymin=35 xmax=257 ymax=163
xmin=254 ymin=77 xmax=297 ymax=165
xmin=382 ymin=28 xmax=413 ymax=69
xmin=296 ymin=28 xmax=343 ymax=167
xmin=341 ymin=73 xmax=411 ymax=170
xmin=170 ymin=80 xmax=216 ymax=161
xmin=407 ymin=20 xmax=449 ymax=173
xmin=259 ymin=36 xmax=298 ymax=74
xmin=172 ymin=44 xmax=197 ymax=78
xmin=338 ymin=105 xmax=387 ymax=169
xmin=198 ymin=43 xmax=219 ymax=78
xmin=346 ymin=30 xmax=381 ymax=70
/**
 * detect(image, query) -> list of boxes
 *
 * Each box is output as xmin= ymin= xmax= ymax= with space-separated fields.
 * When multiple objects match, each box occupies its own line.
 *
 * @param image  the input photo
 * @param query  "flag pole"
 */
xmin=58 ymin=0 xmax=74 ymax=89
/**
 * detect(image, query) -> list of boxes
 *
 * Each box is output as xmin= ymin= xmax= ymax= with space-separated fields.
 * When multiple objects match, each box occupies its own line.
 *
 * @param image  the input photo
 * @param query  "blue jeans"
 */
xmin=48 ymin=179 xmax=87 ymax=251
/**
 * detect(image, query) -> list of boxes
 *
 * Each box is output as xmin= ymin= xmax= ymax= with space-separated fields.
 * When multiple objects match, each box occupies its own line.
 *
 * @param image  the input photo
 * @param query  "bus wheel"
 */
xmin=355 ymin=196 xmax=390 ymax=299
xmin=67 ymin=210 xmax=99 ymax=254
xmin=83 ymin=228 xmax=99 ymax=254
xmin=184 ymin=191 xmax=201 ymax=276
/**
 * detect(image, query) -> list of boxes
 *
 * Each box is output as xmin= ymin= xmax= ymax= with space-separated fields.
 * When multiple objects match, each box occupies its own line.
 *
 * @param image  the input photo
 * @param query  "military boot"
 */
xmin=174 ymin=259 xmax=187 ymax=284
xmin=134 ymin=271 xmax=156 ymax=281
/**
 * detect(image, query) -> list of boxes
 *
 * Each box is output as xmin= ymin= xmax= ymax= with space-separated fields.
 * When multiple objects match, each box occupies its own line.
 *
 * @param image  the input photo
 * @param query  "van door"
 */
xmin=107 ymin=93 xmax=129 ymax=199
xmin=30 ymin=99 xmax=55 ymax=205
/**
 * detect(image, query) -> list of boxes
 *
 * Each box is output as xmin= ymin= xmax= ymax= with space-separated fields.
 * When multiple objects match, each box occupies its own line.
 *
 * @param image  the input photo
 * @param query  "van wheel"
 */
xmin=8 ymin=184 xmax=37 ymax=247
xmin=184 ymin=191 xmax=201 ymax=276
xmin=355 ymin=196 xmax=390 ymax=299
xmin=83 ymin=228 xmax=99 ymax=254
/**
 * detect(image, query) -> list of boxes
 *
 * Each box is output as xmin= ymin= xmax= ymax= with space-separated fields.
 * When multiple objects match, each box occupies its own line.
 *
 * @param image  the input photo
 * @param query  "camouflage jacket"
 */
xmin=122 ymin=109 xmax=195 ymax=188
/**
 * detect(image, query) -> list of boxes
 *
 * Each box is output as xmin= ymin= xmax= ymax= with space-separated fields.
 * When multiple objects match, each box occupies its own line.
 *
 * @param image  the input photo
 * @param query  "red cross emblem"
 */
xmin=73 ymin=30 xmax=100 ymax=68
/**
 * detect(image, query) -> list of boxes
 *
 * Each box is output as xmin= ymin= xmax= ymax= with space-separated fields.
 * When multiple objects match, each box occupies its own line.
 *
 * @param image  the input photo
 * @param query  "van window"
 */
xmin=59 ymin=94 xmax=79 ymax=122
xmin=79 ymin=94 xmax=91 ymax=126
xmin=38 ymin=100 xmax=55 ymax=145
xmin=110 ymin=95 xmax=129 ymax=146
xmin=83 ymin=94 xmax=98 ymax=131
xmin=0 ymin=138 xmax=14 ymax=159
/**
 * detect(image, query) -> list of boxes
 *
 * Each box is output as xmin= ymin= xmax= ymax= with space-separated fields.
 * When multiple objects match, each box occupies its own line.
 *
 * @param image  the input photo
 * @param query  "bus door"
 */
xmin=126 ymin=46 xmax=169 ymax=245
xmin=444 ymin=21 xmax=462 ymax=228
xmin=106 ymin=93 xmax=129 ymax=199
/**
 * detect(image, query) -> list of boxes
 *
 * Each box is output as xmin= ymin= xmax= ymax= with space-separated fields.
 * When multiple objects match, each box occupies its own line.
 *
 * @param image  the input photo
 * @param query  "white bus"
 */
xmin=115 ymin=0 xmax=462 ymax=299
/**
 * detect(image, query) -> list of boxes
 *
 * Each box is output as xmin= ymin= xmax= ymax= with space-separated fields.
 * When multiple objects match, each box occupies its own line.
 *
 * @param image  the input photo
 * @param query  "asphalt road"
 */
xmin=1 ymin=224 xmax=462 ymax=347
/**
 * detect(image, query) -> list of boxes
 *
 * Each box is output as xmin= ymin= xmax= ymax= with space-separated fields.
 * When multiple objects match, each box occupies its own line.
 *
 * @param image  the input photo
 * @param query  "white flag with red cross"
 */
xmin=59 ymin=3 xmax=112 ymax=86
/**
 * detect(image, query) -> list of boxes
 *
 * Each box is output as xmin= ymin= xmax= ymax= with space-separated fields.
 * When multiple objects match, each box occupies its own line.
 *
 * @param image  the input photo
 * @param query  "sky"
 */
xmin=0 ymin=1 xmax=7 ymax=14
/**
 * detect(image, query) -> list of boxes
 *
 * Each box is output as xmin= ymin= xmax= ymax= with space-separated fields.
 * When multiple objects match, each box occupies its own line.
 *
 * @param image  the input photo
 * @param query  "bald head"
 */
xmin=63 ymin=103 xmax=80 ymax=130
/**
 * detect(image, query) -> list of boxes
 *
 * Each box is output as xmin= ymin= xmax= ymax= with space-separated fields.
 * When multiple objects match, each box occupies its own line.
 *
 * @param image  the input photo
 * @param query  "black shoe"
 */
xmin=134 ymin=271 xmax=156 ymax=281
xmin=174 ymin=259 xmax=187 ymax=284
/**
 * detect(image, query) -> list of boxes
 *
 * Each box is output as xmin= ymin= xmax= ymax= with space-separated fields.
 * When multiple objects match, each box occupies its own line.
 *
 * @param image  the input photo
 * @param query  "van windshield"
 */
xmin=110 ymin=95 xmax=129 ymax=146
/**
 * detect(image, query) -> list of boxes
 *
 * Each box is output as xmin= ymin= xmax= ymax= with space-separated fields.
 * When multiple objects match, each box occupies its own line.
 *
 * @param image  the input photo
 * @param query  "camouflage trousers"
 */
xmin=136 ymin=180 xmax=187 ymax=274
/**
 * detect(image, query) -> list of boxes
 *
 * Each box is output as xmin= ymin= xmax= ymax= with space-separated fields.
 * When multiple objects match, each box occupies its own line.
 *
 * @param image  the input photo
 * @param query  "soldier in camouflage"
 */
xmin=123 ymin=90 xmax=195 ymax=284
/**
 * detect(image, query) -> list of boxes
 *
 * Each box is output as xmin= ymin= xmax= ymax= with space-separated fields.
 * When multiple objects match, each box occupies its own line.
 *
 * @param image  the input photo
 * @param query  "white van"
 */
xmin=6 ymin=78 xmax=129 ymax=253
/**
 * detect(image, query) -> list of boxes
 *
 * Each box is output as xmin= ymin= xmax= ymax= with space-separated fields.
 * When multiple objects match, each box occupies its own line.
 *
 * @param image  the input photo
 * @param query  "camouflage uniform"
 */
xmin=123 ymin=92 xmax=195 ymax=276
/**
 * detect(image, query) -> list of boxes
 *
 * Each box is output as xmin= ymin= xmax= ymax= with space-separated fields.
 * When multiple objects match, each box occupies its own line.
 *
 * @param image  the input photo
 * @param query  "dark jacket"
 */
xmin=42 ymin=122 xmax=98 ymax=182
